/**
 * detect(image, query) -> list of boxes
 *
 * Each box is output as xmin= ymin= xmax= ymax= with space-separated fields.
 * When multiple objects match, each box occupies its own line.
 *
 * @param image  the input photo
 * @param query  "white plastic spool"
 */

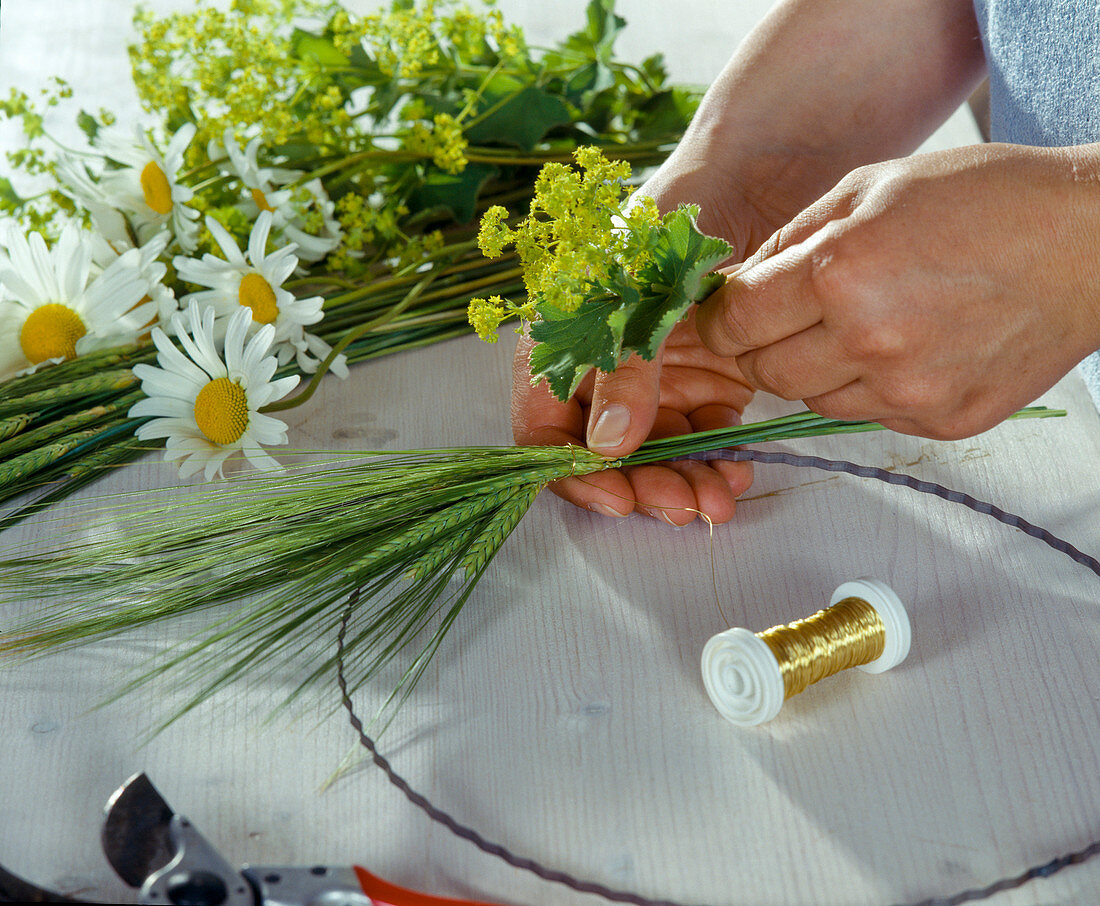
xmin=700 ymin=578 xmax=911 ymax=727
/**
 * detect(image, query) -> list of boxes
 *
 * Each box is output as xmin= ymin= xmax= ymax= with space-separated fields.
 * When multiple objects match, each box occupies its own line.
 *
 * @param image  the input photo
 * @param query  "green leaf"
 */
xmin=632 ymin=87 xmax=700 ymax=141
xmin=581 ymin=0 xmax=627 ymax=60
xmin=528 ymin=294 xmax=629 ymax=401
xmin=406 ymin=163 xmax=498 ymax=223
xmin=0 ymin=176 xmax=24 ymax=208
xmin=620 ymin=207 xmax=731 ymax=359
xmin=464 ymin=86 xmax=573 ymax=151
xmin=291 ymin=28 xmax=348 ymax=68
xmin=76 ymin=110 xmax=100 ymax=142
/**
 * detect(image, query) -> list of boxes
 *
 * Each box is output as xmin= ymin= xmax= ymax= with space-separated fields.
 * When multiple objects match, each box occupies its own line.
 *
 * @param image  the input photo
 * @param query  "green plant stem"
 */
xmin=617 ymin=406 xmax=1065 ymax=468
xmin=261 ymin=274 xmax=437 ymax=414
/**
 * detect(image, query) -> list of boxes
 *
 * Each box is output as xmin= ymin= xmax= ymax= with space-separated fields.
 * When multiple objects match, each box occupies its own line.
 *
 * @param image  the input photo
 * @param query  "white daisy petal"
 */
xmin=223 ymin=306 xmax=252 ymax=367
xmin=150 ymin=329 xmax=210 ymax=387
xmin=0 ymin=223 xmax=166 ymax=373
xmin=135 ymin=417 xmax=201 ymax=441
xmin=248 ymin=211 xmax=274 ymax=266
xmin=240 ymin=439 xmax=284 ymax=473
xmin=247 ymin=411 xmax=292 ymax=441
xmin=205 ymin=216 xmax=246 ymax=266
xmin=128 ymin=396 xmax=196 ymax=420
xmin=131 ymin=365 xmax=198 ymax=402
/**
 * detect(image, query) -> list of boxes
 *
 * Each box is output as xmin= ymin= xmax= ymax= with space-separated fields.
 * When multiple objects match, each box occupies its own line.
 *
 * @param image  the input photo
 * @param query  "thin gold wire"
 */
xmin=758 ymin=596 xmax=886 ymax=700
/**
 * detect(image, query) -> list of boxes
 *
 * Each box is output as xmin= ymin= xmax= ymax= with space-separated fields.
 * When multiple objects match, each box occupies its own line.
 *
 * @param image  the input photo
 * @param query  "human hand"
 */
xmin=509 ymin=148 xmax=787 ymax=526
xmin=512 ymin=307 xmax=754 ymax=526
xmin=697 ymin=144 xmax=1100 ymax=439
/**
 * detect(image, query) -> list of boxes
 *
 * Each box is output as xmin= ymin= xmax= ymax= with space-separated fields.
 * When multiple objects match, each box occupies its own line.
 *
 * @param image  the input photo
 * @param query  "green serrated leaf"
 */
xmin=0 ymin=176 xmax=23 ymax=207
xmin=633 ymin=87 xmax=699 ymax=141
xmin=464 ymin=86 xmax=573 ymax=151
xmin=528 ymin=295 xmax=627 ymax=400
xmin=582 ymin=0 xmax=626 ymax=58
xmin=525 ymin=207 xmax=731 ymax=401
xmin=620 ymin=207 xmax=731 ymax=359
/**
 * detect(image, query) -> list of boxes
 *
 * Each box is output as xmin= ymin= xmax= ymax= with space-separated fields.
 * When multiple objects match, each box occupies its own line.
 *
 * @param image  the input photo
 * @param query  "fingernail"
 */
xmin=588 ymin=502 xmax=627 ymax=518
xmin=589 ymin=404 xmax=630 ymax=451
xmin=638 ymin=506 xmax=683 ymax=528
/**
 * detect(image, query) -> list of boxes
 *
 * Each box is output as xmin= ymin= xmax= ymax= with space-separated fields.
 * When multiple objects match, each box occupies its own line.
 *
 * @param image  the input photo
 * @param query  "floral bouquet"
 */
xmin=0 ymin=0 xmax=699 ymax=525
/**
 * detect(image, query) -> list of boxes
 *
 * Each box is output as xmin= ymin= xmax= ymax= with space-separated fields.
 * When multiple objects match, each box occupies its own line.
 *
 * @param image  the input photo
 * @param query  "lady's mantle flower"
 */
xmin=57 ymin=123 xmax=200 ymax=252
xmin=0 ymin=223 xmax=160 ymax=380
xmin=405 ymin=113 xmax=468 ymax=175
xmin=217 ymin=129 xmax=342 ymax=264
xmin=467 ymin=146 xmax=661 ymax=337
xmin=129 ymin=302 xmax=299 ymax=480
xmin=174 ymin=211 xmax=347 ymax=377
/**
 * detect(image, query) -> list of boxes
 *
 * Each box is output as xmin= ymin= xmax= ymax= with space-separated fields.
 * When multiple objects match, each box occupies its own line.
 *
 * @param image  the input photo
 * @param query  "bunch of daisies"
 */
xmin=0 ymin=120 xmax=351 ymax=504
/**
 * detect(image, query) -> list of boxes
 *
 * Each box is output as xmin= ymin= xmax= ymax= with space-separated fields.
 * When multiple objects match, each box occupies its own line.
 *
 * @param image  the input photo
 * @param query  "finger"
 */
xmin=550 ymin=468 xmax=639 ymax=518
xmin=688 ymin=404 xmax=754 ymax=509
xmin=586 ymin=351 xmax=663 ymax=456
xmin=666 ymin=460 xmax=741 ymax=525
xmin=511 ymin=330 xmax=585 ymax=445
xmin=624 ymin=462 xmax=698 ymax=526
xmin=696 ymin=240 xmax=825 ymax=359
xmin=626 ymin=408 xmax=746 ymax=526
xmin=687 ymin=402 xmax=743 ymax=432
xmin=512 ymin=332 xmax=637 ymax=516
xmin=621 ymin=407 xmax=704 ymax=525
xmin=803 ymin=379 xmax=887 ymax=423
xmin=743 ymin=176 xmax=863 ymax=266
xmin=735 ymin=323 xmax=862 ymax=400
xmin=656 ymin=310 xmax=756 ymax=413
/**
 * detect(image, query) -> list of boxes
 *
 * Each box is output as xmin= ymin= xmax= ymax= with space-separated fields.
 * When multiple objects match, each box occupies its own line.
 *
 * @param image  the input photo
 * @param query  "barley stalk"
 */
xmin=0 ymin=370 xmax=138 ymax=418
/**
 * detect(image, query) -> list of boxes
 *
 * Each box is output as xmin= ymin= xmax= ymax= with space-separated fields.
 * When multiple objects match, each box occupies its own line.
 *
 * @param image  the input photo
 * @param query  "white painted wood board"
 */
xmin=1 ymin=2 xmax=1097 ymax=905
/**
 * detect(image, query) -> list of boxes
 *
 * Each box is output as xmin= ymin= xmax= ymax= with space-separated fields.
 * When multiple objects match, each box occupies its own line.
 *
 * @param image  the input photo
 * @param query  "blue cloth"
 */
xmin=972 ymin=0 xmax=1100 ymax=409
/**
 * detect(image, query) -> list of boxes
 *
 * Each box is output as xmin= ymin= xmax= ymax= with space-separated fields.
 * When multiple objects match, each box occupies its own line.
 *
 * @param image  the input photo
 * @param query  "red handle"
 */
xmin=353 ymin=865 xmax=502 ymax=906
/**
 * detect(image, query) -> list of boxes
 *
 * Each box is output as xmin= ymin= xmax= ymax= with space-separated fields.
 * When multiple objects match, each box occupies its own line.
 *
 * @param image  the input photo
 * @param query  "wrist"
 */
xmin=1046 ymin=143 xmax=1100 ymax=356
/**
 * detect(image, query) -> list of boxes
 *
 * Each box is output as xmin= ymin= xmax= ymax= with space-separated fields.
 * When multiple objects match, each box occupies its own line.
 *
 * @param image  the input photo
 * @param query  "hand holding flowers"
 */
xmin=469 ymin=147 xmax=757 ymax=523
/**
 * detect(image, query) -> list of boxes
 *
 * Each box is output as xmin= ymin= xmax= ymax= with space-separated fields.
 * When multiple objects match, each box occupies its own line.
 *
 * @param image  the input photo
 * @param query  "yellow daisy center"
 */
xmin=19 ymin=303 xmax=87 ymax=364
xmin=140 ymin=160 xmax=174 ymax=215
xmin=193 ymin=377 xmax=250 ymax=445
xmin=250 ymin=187 xmax=275 ymax=213
xmin=238 ymin=272 xmax=279 ymax=324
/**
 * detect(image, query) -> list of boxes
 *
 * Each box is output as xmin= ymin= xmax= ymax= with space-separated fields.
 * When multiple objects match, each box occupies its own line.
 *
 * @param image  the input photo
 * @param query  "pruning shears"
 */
xmin=0 ymin=773 xmax=502 ymax=906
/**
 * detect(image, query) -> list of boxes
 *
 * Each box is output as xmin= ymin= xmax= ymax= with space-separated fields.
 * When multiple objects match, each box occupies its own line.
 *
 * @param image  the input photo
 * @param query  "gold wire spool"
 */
xmin=700 ymin=578 xmax=911 ymax=726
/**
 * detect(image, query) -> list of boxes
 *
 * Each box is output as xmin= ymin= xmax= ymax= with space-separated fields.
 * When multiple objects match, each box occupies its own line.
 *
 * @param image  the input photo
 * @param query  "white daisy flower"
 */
xmin=87 ymin=229 xmax=179 ymax=328
xmin=218 ymin=129 xmax=342 ymax=264
xmin=56 ymin=123 xmax=200 ymax=252
xmin=174 ymin=211 xmax=349 ymax=378
xmin=129 ymin=302 xmax=299 ymax=481
xmin=0 ymin=223 xmax=161 ymax=380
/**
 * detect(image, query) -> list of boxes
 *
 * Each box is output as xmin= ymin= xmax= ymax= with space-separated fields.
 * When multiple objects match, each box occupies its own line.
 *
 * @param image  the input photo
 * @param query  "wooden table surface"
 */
xmin=1 ymin=3 xmax=1097 ymax=905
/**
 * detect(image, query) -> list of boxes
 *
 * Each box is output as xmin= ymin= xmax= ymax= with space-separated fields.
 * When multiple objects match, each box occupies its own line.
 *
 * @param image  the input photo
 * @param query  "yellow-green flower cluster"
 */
xmin=129 ymin=1 xmax=353 ymax=153
xmin=359 ymin=0 xmax=523 ymax=79
xmin=360 ymin=0 xmax=442 ymax=79
xmin=405 ymin=113 xmax=469 ymax=175
xmin=441 ymin=4 xmax=525 ymax=61
xmin=328 ymin=7 xmax=371 ymax=57
xmin=327 ymin=192 xmax=411 ymax=273
xmin=0 ymin=81 xmax=88 ymax=234
xmin=473 ymin=146 xmax=661 ymax=316
xmin=466 ymin=293 xmax=537 ymax=343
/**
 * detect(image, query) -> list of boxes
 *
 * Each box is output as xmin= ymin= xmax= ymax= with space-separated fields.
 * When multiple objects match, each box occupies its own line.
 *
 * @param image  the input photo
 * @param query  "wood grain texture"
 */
xmin=1 ymin=2 xmax=1097 ymax=905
